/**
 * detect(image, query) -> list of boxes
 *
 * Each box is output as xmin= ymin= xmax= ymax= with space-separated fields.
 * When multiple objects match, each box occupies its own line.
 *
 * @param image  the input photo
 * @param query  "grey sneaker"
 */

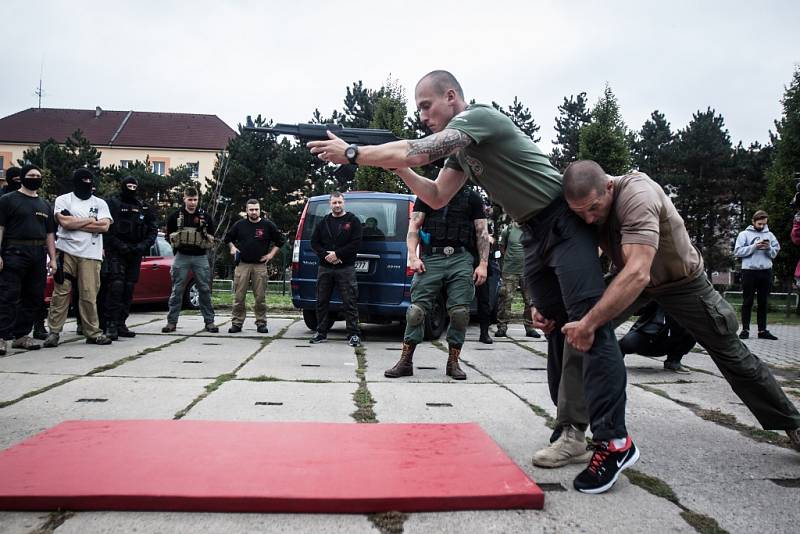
xmin=348 ymin=335 xmax=362 ymax=347
xmin=533 ymin=425 xmax=593 ymax=468
xmin=787 ymin=428 xmax=800 ymax=452
xmin=43 ymin=333 xmax=60 ymax=348
xmin=0 ymin=339 xmax=7 ymax=356
xmin=663 ymin=361 xmax=691 ymax=374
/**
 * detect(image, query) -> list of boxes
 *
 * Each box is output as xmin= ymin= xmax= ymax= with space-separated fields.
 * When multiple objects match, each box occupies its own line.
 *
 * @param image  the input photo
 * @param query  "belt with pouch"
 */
xmin=425 ymin=246 xmax=464 ymax=257
xmin=5 ymin=239 xmax=46 ymax=246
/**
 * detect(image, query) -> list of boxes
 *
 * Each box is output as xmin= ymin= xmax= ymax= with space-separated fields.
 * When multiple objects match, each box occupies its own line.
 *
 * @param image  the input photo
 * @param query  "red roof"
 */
xmin=0 ymin=108 xmax=236 ymax=150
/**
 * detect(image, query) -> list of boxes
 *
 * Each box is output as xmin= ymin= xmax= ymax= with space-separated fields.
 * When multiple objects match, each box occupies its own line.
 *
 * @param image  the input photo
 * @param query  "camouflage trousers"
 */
xmin=496 ymin=273 xmax=533 ymax=330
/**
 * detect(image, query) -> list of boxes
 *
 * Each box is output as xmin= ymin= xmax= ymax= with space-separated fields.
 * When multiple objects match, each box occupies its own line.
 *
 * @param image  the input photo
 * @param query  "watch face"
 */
xmin=345 ymin=146 xmax=357 ymax=159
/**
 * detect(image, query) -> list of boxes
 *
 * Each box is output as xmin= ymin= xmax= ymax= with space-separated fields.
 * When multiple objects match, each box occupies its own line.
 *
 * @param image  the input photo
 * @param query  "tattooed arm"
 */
xmin=407 ymin=211 xmax=427 ymax=273
xmin=307 ymin=129 xmax=473 ymax=208
xmin=472 ymin=218 xmax=489 ymax=286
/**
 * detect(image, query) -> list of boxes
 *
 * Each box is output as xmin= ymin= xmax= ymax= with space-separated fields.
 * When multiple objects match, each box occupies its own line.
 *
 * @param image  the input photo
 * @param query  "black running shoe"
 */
xmin=309 ymin=333 xmax=327 ymax=344
xmin=573 ymin=436 xmax=639 ymax=494
xmin=757 ymin=330 xmax=778 ymax=340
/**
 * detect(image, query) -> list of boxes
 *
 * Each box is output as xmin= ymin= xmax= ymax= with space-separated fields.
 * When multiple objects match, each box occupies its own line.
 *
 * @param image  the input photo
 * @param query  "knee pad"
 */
xmin=406 ymin=304 xmax=426 ymax=326
xmin=449 ymin=306 xmax=470 ymax=330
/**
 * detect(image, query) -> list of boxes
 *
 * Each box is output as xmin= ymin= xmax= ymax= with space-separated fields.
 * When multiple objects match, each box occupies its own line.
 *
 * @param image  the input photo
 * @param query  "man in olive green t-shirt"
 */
xmin=308 ymin=70 xmax=637 ymax=495
xmin=555 ymin=160 xmax=800 ymax=455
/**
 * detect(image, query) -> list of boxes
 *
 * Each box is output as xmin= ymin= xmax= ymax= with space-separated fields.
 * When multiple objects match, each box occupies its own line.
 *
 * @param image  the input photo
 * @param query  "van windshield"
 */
xmin=301 ymin=198 xmax=409 ymax=242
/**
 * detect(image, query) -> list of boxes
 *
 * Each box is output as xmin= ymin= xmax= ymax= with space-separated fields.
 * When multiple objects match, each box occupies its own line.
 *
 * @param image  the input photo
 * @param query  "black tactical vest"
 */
xmin=110 ymin=197 xmax=150 ymax=243
xmin=422 ymin=188 xmax=476 ymax=248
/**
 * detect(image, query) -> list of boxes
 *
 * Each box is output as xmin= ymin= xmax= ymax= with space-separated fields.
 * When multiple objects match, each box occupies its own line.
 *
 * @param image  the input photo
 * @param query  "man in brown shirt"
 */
xmin=534 ymin=160 xmax=799 ymax=466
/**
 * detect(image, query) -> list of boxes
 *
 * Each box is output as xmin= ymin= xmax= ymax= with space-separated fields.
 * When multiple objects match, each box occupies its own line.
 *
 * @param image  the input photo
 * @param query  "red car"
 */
xmin=45 ymin=235 xmax=199 ymax=309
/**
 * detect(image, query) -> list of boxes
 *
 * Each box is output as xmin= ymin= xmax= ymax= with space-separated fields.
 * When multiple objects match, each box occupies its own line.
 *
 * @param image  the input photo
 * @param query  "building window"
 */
xmin=0 ymin=155 xmax=5 ymax=176
xmin=151 ymin=160 xmax=166 ymax=176
xmin=188 ymin=162 xmax=199 ymax=178
xmin=120 ymin=160 xmax=133 ymax=169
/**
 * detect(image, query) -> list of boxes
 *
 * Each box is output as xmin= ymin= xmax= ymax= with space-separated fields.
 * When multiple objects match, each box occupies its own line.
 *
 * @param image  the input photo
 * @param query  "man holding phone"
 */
xmin=734 ymin=210 xmax=780 ymax=340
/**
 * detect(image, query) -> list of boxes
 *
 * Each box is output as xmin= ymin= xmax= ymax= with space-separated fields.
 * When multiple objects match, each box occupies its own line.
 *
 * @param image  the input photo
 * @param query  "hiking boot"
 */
xmin=0 ymin=339 xmax=7 ymax=356
xmin=533 ymin=425 xmax=592 ymax=468
xmin=105 ymin=323 xmax=119 ymax=341
xmin=525 ymin=327 xmax=541 ymax=338
xmin=86 ymin=334 xmax=112 ymax=345
xmin=479 ymin=332 xmax=493 ymax=344
xmin=739 ymin=330 xmax=749 ymax=339
xmin=161 ymin=323 xmax=177 ymax=333
xmin=385 ymin=342 xmax=415 ymax=378
xmin=43 ymin=333 xmax=60 ymax=348
xmin=76 ymin=323 xmax=83 ymax=336
xmin=205 ymin=323 xmax=219 ymax=333
xmin=787 ymin=428 xmax=800 ymax=452
xmin=117 ymin=324 xmax=136 ymax=338
xmin=32 ymin=321 xmax=48 ymax=340
xmin=758 ymin=330 xmax=778 ymax=340
xmin=494 ymin=327 xmax=507 ymax=338
xmin=573 ymin=436 xmax=639 ymax=494
xmin=348 ymin=335 xmax=362 ymax=347
xmin=663 ymin=361 xmax=691 ymax=374
xmin=256 ymin=324 xmax=269 ymax=334
xmin=446 ymin=345 xmax=467 ymax=380
xmin=228 ymin=324 xmax=242 ymax=334
xmin=309 ymin=333 xmax=327 ymax=344
xmin=12 ymin=336 xmax=41 ymax=351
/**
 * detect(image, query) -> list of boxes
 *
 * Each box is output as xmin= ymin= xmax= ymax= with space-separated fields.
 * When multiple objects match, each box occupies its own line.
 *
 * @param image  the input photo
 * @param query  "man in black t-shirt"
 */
xmin=223 ymin=199 xmax=285 ymax=333
xmin=384 ymin=185 xmax=489 ymax=380
xmin=309 ymin=191 xmax=363 ymax=346
xmin=0 ymin=164 xmax=57 ymax=355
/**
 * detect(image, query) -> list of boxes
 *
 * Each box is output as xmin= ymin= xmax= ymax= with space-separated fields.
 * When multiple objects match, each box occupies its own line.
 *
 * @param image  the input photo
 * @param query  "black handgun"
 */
xmin=243 ymin=118 xmax=401 ymax=146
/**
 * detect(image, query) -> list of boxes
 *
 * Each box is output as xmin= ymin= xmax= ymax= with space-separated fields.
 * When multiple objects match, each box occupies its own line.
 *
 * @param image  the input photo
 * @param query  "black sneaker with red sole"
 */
xmin=573 ymin=436 xmax=639 ymax=494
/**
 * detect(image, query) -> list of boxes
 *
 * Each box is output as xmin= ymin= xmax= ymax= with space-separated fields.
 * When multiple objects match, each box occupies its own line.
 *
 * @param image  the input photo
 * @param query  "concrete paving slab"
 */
xmin=461 ymin=342 xmax=549 ymax=384
xmin=96 ymin=336 xmax=264 ymax=379
xmin=364 ymin=342 xmax=492 ymax=383
xmin=0 ymin=373 xmax=72 ymax=403
xmin=281 ymin=319 xmax=351 ymax=340
xmin=0 ymin=335 xmax=172 ymax=375
xmin=213 ymin=317 xmax=296 ymax=337
xmin=182 ymin=380 xmax=360 ymax=423
xmin=0 ymin=376 xmax=208 ymax=449
xmin=133 ymin=314 xmax=210 ymax=335
xmin=52 ymin=510 xmax=375 ymax=534
xmin=238 ymin=339 xmax=359 ymax=382
xmin=0 ymin=511 xmax=52 ymax=534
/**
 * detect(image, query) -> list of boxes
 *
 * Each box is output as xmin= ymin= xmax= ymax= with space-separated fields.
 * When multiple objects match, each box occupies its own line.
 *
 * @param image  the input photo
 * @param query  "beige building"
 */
xmin=0 ymin=107 xmax=236 ymax=184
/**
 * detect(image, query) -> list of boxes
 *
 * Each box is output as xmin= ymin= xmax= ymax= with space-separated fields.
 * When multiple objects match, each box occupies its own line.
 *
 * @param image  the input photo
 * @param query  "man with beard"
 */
xmin=0 ymin=165 xmax=56 ymax=355
xmin=223 ymin=199 xmax=285 ymax=334
xmin=44 ymin=168 xmax=113 ymax=347
xmin=100 ymin=176 xmax=157 ymax=340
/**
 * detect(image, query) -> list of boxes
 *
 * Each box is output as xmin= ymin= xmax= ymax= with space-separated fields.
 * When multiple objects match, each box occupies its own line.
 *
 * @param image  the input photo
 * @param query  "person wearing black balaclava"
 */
xmin=98 ymin=176 xmax=157 ymax=339
xmin=2 ymin=166 xmax=22 ymax=195
xmin=0 ymin=164 xmax=57 ymax=355
xmin=43 ymin=168 xmax=113 ymax=347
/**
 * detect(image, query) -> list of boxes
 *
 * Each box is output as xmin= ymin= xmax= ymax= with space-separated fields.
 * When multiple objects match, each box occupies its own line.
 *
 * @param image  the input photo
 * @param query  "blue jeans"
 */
xmin=167 ymin=253 xmax=214 ymax=325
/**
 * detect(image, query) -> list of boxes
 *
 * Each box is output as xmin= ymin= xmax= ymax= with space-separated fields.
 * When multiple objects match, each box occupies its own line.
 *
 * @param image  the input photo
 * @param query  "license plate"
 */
xmin=355 ymin=260 xmax=369 ymax=273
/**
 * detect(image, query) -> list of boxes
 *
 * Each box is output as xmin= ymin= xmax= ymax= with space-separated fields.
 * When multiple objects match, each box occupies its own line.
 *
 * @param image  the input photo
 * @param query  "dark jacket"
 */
xmin=310 ymin=211 xmax=362 ymax=267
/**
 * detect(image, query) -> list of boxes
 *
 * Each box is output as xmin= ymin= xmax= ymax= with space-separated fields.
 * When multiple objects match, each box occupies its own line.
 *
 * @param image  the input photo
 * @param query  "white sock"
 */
xmin=611 ymin=437 xmax=628 ymax=449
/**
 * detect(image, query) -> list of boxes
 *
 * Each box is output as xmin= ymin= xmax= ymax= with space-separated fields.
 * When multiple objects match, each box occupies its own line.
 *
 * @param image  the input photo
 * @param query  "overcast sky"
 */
xmin=2 ymin=0 xmax=798 ymax=150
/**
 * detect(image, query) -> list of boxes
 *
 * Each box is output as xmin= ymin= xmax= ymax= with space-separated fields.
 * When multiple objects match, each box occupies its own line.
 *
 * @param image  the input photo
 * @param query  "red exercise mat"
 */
xmin=0 ymin=420 xmax=543 ymax=512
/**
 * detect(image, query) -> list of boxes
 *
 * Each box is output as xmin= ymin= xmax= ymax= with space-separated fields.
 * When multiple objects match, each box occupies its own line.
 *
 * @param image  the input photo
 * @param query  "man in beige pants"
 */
xmin=223 ymin=199 xmax=285 ymax=333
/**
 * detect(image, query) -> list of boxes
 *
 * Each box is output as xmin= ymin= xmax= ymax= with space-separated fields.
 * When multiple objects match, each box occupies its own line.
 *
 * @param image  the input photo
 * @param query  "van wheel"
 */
xmin=423 ymin=292 xmax=447 ymax=340
xmin=302 ymin=310 xmax=335 ymax=332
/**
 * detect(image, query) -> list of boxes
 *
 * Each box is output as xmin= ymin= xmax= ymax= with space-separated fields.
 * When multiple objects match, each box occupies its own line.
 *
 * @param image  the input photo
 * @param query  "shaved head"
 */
xmin=563 ymin=160 xmax=608 ymax=201
xmin=416 ymin=70 xmax=464 ymax=99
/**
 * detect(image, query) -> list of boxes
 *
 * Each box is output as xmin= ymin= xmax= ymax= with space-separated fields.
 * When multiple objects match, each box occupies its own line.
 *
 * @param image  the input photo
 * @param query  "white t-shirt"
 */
xmin=54 ymin=193 xmax=113 ymax=260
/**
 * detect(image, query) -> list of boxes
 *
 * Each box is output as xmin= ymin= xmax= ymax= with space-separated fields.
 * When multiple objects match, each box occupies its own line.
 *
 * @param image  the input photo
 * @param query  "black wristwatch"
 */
xmin=345 ymin=144 xmax=359 ymax=165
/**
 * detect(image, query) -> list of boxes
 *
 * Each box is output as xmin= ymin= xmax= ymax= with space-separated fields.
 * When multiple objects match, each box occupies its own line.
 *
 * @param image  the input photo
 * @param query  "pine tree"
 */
xmin=491 ymin=97 xmax=541 ymax=142
xmin=551 ymin=92 xmax=591 ymax=171
xmin=21 ymin=129 xmax=102 ymax=196
xmin=577 ymin=85 xmax=632 ymax=175
xmin=632 ymin=110 xmax=674 ymax=184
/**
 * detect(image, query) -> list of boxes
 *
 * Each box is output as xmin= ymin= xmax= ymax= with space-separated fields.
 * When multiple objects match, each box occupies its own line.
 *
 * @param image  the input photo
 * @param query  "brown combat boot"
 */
xmin=384 ymin=342 xmax=416 ymax=378
xmin=446 ymin=345 xmax=467 ymax=380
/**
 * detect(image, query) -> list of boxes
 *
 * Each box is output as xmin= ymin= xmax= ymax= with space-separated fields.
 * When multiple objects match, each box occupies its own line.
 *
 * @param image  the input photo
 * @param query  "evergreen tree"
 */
xmin=761 ymin=66 xmax=800 ymax=285
xmin=21 ymin=129 xmax=102 ymax=196
xmin=551 ymin=92 xmax=591 ymax=171
xmin=632 ymin=110 xmax=674 ymax=184
xmin=670 ymin=107 xmax=734 ymax=272
xmin=730 ymin=141 xmax=772 ymax=228
xmin=577 ymin=84 xmax=632 ymax=175
xmin=491 ymin=97 xmax=541 ymax=142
